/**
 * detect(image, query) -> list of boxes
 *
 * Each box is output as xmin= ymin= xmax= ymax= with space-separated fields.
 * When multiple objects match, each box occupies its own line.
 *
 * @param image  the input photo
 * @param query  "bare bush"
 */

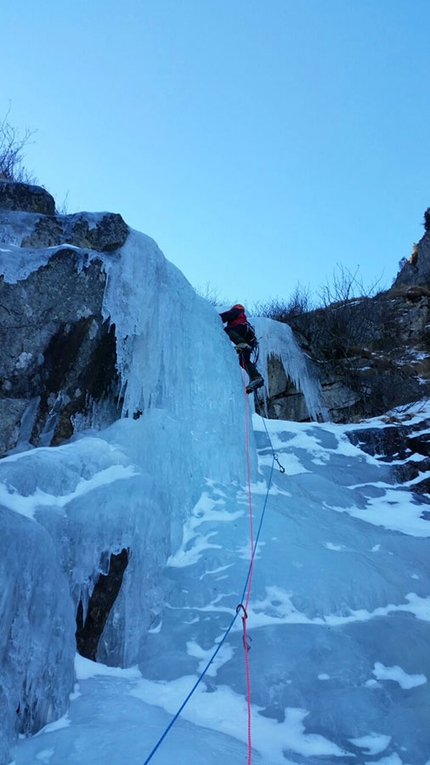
xmin=253 ymin=284 xmax=314 ymax=322
xmin=291 ymin=294 xmax=393 ymax=362
xmin=252 ymin=266 xmax=387 ymax=363
xmin=56 ymin=190 xmax=71 ymax=215
xmin=283 ymin=265 xmax=387 ymax=361
xmin=319 ymin=263 xmax=384 ymax=307
xmin=0 ymin=107 xmax=37 ymax=183
xmin=194 ymin=282 xmax=230 ymax=307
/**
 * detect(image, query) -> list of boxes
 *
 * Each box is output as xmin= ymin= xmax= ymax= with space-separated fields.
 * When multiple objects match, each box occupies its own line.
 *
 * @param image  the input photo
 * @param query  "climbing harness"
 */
xmin=246 ymin=321 xmax=260 ymax=366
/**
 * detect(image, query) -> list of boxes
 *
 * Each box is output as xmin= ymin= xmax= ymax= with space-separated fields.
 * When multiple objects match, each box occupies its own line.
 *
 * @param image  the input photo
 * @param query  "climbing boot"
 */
xmin=246 ymin=376 xmax=264 ymax=393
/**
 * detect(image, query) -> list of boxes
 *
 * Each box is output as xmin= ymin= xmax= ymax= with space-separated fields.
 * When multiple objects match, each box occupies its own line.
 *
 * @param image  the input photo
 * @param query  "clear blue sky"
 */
xmin=2 ymin=0 xmax=430 ymax=306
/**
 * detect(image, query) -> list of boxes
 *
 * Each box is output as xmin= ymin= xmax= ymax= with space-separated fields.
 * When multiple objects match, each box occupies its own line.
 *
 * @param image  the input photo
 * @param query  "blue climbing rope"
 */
xmin=141 ymin=415 xmax=280 ymax=765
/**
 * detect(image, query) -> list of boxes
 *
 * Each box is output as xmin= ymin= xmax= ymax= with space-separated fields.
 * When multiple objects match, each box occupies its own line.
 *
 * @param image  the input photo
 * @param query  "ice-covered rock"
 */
xmin=0 ymin=214 xmax=122 ymax=454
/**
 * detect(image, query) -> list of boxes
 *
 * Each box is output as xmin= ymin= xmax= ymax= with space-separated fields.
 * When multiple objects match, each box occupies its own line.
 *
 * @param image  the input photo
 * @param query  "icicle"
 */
xmin=39 ymin=391 xmax=68 ymax=447
xmin=252 ymin=316 xmax=329 ymax=421
xmin=8 ymin=395 xmax=40 ymax=454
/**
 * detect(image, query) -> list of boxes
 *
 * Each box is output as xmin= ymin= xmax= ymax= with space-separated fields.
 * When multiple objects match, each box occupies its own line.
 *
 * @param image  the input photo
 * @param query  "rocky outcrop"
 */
xmin=394 ymin=217 xmax=430 ymax=289
xmin=0 ymin=182 xmax=127 ymax=456
xmin=260 ymin=354 xmax=312 ymax=421
xmin=253 ymin=206 xmax=430 ymax=423
xmin=76 ymin=548 xmax=129 ymax=661
xmin=21 ymin=211 xmax=129 ymax=251
xmin=1 ymin=248 xmax=119 ymax=449
xmin=347 ymin=413 xmax=430 ymax=498
xmin=0 ymin=179 xmax=55 ymax=215
xmin=258 ymin=289 xmax=430 ymax=423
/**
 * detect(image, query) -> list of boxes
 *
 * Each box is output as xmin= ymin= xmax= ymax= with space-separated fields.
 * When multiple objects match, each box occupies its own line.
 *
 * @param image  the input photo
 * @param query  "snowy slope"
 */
xmin=7 ymin=408 xmax=430 ymax=765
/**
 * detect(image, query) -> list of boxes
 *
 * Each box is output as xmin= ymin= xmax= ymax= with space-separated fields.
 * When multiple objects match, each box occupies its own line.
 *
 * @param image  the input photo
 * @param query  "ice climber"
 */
xmin=219 ymin=304 xmax=264 ymax=392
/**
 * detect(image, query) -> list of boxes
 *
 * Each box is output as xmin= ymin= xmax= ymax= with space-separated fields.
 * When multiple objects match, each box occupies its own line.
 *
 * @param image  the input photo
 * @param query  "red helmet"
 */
xmin=232 ymin=303 xmax=245 ymax=311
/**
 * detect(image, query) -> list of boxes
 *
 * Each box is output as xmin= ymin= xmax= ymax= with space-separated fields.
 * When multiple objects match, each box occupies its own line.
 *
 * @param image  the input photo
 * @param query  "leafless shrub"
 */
xmin=194 ymin=282 xmax=230 ymax=307
xmin=0 ymin=106 xmax=37 ymax=183
xmin=319 ymin=263 xmax=384 ymax=307
xmin=285 ymin=265 xmax=388 ymax=361
xmin=253 ymin=284 xmax=314 ymax=322
xmin=56 ymin=190 xmax=71 ymax=215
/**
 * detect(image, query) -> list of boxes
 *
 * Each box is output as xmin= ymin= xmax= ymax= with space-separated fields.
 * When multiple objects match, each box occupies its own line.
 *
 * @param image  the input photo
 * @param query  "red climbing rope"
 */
xmin=240 ymin=362 xmax=256 ymax=610
xmin=243 ymin=617 xmax=252 ymax=765
xmin=142 ymin=357 xmax=274 ymax=765
xmin=240 ymin=362 xmax=255 ymax=764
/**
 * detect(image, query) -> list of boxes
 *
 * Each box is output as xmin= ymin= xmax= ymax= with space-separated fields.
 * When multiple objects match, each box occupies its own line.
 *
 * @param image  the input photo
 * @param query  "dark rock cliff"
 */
xmin=393 ymin=209 xmax=430 ymax=289
xmin=257 ymin=286 xmax=430 ymax=424
xmin=0 ymin=180 xmax=127 ymax=455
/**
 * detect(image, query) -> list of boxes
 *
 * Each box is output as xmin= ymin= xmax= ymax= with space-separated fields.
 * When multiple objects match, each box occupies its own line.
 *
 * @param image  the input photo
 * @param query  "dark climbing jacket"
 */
xmin=219 ymin=307 xmax=257 ymax=347
xmin=219 ymin=307 xmax=248 ymax=328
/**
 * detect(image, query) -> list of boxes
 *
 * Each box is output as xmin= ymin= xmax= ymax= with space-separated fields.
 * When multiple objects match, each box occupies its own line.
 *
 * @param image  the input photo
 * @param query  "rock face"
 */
xmin=0 ymin=179 xmax=55 ymax=215
xmin=0 ymin=182 xmax=127 ymax=456
xmin=252 ymin=208 xmax=430 ymax=422
xmin=394 ymin=218 xmax=430 ymax=288
xmin=21 ymin=210 xmax=129 ymax=251
xmin=258 ymin=354 xmax=316 ymax=421
xmin=347 ymin=413 xmax=430 ymax=497
xmin=258 ymin=287 xmax=430 ymax=423
xmin=75 ymin=548 xmax=129 ymax=661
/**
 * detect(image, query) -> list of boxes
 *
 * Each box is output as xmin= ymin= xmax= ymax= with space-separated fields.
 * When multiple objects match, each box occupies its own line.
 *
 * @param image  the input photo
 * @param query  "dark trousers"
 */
xmin=224 ymin=327 xmax=261 ymax=382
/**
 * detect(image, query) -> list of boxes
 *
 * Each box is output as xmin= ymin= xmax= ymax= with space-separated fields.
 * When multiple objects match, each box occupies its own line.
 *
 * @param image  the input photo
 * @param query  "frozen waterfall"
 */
xmin=1 ymin=221 xmax=430 ymax=765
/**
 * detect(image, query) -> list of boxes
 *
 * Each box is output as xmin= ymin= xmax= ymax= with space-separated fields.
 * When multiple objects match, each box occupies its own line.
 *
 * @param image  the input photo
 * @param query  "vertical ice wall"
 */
xmin=252 ymin=315 xmax=328 ymax=421
xmin=102 ymin=228 xmax=255 ymax=486
xmin=0 ymin=505 xmax=75 ymax=764
xmin=1 ymin=227 xmax=261 ymax=666
xmin=0 ymin=226 xmax=258 ymax=670
xmin=0 ymin=221 xmax=263 ymax=764
xmin=0 ymin=214 xmax=263 ymax=765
